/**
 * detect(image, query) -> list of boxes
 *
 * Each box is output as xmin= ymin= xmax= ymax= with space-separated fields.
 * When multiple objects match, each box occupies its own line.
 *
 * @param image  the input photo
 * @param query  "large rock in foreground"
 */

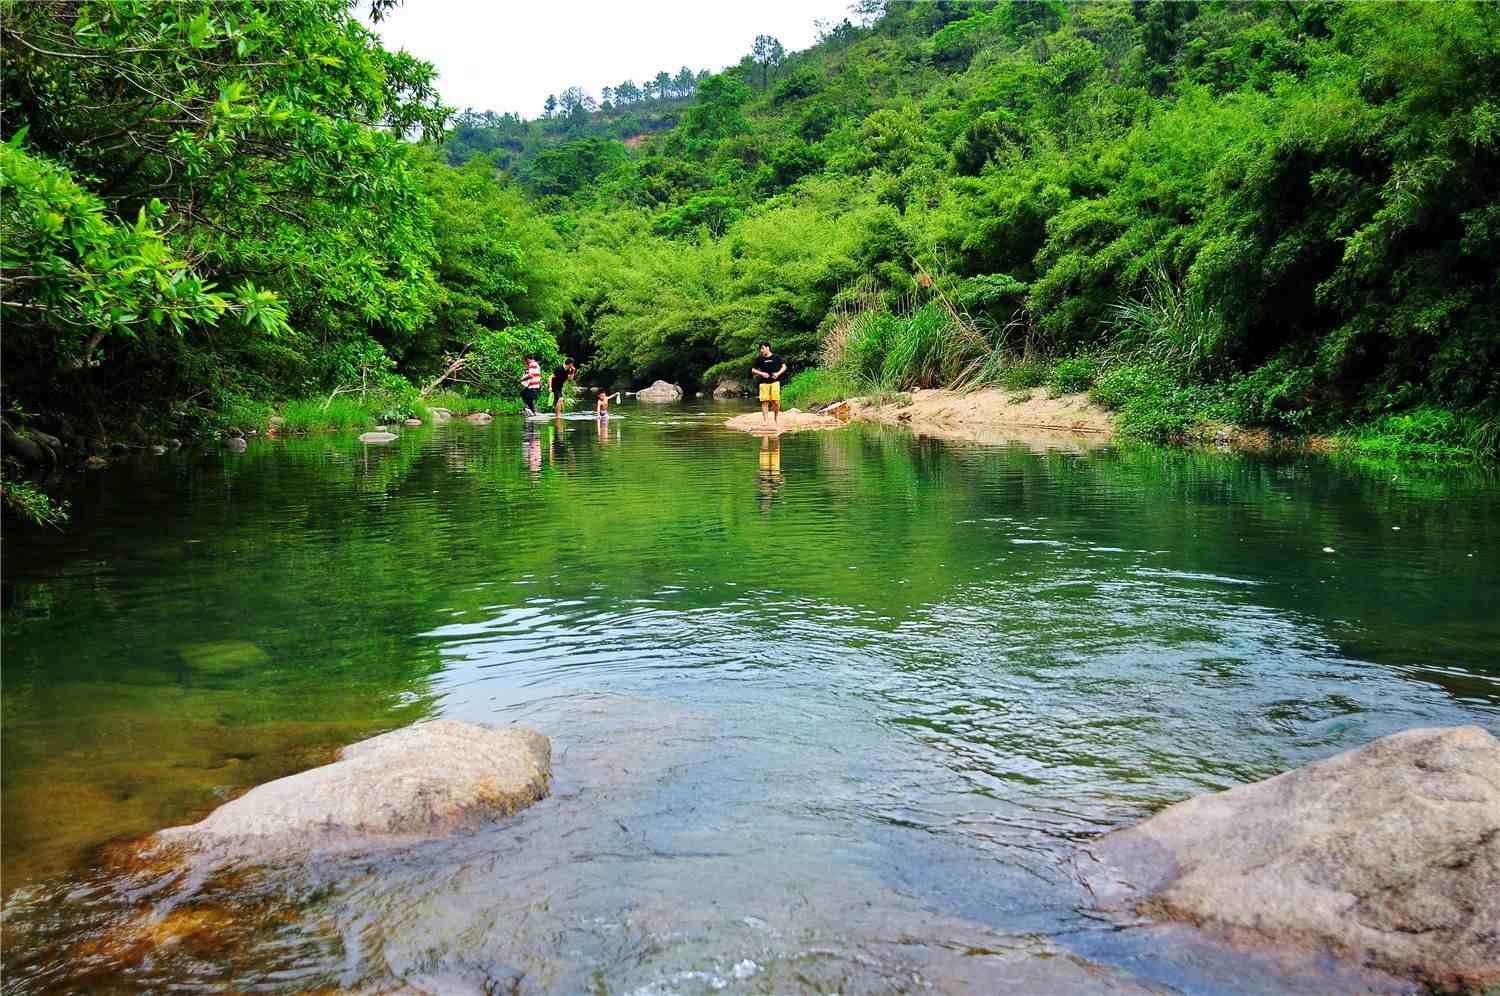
xmin=1078 ymin=726 xmax=1500 ymax=990
xmin=635 ymin=380 xmax=683 ymax=403
xmin=153 ymin=720 xmax=550 ymax=862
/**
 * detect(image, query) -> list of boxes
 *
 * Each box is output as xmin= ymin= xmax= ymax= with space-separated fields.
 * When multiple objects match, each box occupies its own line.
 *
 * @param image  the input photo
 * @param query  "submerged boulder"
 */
xmin=152 ymin=720 xmax=550 ymax=862
xmin=636 ymin=380 xmax=683 ymax=403
xmin=464 ymin=412 xmax=493 ymax=424
xmin=1077 ymin=725 xmax=1500 ymax=990
xmin=359 ymin=430 xmax=398 ymax=444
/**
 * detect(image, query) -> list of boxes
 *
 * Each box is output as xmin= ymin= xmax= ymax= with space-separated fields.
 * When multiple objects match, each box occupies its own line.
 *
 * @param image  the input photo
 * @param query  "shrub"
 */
xmin=1342 ymin=406 xmax=1481 ymax=461
xmin=1048 ymin=356 xmax=1098 ymax=396
xmin=215 ymin=394 xmax=273 ymax=434
xmin=424 ymin=391 xmax=522 ymax=416
xmin=1090 ymin=364 xmax=1214 ymax=440
xmin=882 ymin=302 xmax=949 ymax=388
xmin=1226 ymin=357 xmax=1316 ymax=432
xmin=1 ymin=477 xmax=69 ymax=528
xmin=995 ymin=359 xmax=1048 ymax=390
xmin=844 ymin=311 xmax=902 ymax=382
xmin=1104 ymin=260 xmax=1227 ymax=380
xmin=781 ymin=367 xmax=865 ymax=409
xmin=278 ymin=396 xmax=374 ymax=432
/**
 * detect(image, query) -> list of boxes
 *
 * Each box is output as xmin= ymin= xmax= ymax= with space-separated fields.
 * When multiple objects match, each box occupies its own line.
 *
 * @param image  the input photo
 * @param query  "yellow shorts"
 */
xmin=759 ymin=381 xmax=780 ymax=402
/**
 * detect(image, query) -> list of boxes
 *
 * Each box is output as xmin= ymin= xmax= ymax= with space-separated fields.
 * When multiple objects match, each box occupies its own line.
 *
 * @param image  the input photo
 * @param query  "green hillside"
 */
xmin=500 ymin=0 xmax=1499 ymax=456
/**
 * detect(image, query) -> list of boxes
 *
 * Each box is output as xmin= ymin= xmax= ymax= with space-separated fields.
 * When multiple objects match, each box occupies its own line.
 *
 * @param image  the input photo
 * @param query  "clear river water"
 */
xmin=2 ymin=404 xmax=1497 ymax=994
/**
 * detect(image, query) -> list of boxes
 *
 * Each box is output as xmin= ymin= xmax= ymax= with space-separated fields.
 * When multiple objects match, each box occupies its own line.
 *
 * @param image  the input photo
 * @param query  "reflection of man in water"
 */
xmin=757 ymin=435 xmax=784 ymax=510
xmin=524 ymin=423 xmax=541 ymax=480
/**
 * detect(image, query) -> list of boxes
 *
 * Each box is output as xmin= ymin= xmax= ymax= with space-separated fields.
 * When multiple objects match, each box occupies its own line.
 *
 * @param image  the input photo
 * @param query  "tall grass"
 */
xmin=1340 ymin=405 xmax=1495 ymax=462
xmin=825 ymin=274 xmax=995 ymax=393
xmin=279 ymin=396 xmax=374 ymax=432
xmin=423 ymin=391 xmax=521 ymax=416
xmin=1103 ymin=259 xmax=1226 ymax=379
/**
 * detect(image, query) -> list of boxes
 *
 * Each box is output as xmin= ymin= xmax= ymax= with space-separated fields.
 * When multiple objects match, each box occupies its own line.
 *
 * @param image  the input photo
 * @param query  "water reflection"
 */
xmin=2 ymin=412 xmax=1498 ymax=993
xmin=756 ymin=435 xmax=783 ymax=509
xmin=523 ymin=422 xmax=540 ymax=481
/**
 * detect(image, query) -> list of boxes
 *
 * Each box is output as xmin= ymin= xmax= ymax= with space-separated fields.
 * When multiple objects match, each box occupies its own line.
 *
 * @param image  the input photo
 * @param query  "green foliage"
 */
xmin=279 ymin=397 xmax=375 ymax=433
xmin=1102 ymin=261 xmax=1227 ymax=380
xmin=1090 ymin=364 xmax=1232 ymax=441
xmin=681 ymin=72 xmax=752 ymax=149
xmin=4 ymin=0 xmax=1497 ymax=464
xmin=1225 ymin=357 xmax=1316 ymax=432
xmin=1047 ymin=356 xmax=1098 ymax=396
xmin=780 ymin=367 xmax=865 ymax=409
xmin=518 ymin=137 xmax=630 ymax=198
xmin=0 ymin=139 xmax=289 ymax=365
xmin=215 ymin=394 xmax=275 ymax=434
xmin=0 ymin=476 xmax=70 ymax=529
xmin=423 ymin=391 xmax=522 ymax=417
xmin=1341 ymin=406 xmax=1491 ymax=462
xmin=996 ymin=360 xmax=1048 ymax=391
xmin=451 ymin=322 xmax=564 ymax=399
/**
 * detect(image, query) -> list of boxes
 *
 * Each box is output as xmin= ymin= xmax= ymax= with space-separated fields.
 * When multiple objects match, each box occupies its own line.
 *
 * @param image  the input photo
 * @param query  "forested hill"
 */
xmin=2 ymin=0 xmax=1498 ymax=504
xmin=509 ymin=0 xmax=1498 ymax=456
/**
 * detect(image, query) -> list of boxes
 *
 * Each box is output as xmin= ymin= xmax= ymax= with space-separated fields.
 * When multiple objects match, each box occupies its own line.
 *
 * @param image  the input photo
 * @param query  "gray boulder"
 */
xmin=224 ymin=436 xmax=248 ymax=452
xmin=713 ymin=379 xmax=746 ymax=399
xmin=152 ymin=720 xmax=550 ymax=862
xmin=403 ymin=418 xmax=423 ymax=426
xmin=1 ymin=424 xmax=48 ymax=465
xmin=429 ymin=407 xmax=453 ymax=422
xmin=636 ymin=380 xmax=683 ymax=403
xmin=28 ymin=428 xmax=64 ymax=451
xmin=1077 ymin=725 xmax=1500 ymax=990
xmin=359 ymin=430 xmax=398 ymax=444
xmin=464 ymin=412 xmax=493 ymax=424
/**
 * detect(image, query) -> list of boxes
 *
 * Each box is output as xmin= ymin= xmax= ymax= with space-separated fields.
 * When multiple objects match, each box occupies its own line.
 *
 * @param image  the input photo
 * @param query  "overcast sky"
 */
xmin=373 ymin=1 xmax=855 ymax=119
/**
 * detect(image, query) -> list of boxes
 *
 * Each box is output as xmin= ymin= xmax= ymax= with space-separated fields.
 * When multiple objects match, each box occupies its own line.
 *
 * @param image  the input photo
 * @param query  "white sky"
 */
xmin=373 ymin=0 xmax=854 ymax=119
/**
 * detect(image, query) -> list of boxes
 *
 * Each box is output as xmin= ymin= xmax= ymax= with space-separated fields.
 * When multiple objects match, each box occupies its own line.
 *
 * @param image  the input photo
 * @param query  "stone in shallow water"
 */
xmin=1077 ymin=725 xmax=1500 ymax=990
xmin=151 ymin=720 xmax=550 ymax=862
xmin=636 ymin=380 xmax=683 ymax=403
xmin=179 ymin=640 xmax=269 ymax=674
xmin=359 ymin=430 xmax=398 ymax=444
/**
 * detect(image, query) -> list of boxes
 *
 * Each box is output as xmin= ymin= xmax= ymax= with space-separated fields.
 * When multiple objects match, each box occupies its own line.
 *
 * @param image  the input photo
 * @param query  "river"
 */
xmin=3 ymin=405 xmax=1497 ymax=993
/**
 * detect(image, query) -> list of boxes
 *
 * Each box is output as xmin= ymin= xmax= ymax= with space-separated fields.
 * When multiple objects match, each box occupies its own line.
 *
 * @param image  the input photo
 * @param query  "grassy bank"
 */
xmin=216 ymin=389 xmax=525 ymax=436
xmin=779 ymin=284 xmax=1496 ymax=464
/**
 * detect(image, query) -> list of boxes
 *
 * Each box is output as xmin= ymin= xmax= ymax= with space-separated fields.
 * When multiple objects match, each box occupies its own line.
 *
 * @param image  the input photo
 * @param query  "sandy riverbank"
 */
xmin=851 ymin=388 xmax=1113 ymax=436
xmin=725 ymin=389 xmax=1114 ymax=445
xmin=723 ymin=408 xmax=848 ymax=434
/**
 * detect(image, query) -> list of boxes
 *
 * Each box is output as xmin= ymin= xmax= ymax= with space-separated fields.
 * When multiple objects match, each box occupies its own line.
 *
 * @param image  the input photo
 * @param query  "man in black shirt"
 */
xmin=751 ymin=341 xmax=787 ymax=427
xmin=550 ymin=359 xmax=576 ymax=417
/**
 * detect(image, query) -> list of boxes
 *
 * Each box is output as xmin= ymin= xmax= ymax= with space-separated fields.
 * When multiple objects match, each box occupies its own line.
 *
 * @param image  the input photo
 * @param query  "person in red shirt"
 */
xmin=520 ymin=354 xmax=542 ymax=414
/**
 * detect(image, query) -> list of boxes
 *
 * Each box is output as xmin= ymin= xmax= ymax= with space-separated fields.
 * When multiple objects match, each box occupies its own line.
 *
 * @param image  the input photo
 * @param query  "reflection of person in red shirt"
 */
xmin=524 ymin=423 xmax=541 ymax=480
xmin=520 ymin=355 xmax=542 ymax=414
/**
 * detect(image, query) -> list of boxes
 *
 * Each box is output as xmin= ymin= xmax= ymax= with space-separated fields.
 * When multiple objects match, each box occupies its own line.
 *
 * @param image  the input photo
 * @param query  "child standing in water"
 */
xmin=595 ymin=390 xmax=620 ymax=415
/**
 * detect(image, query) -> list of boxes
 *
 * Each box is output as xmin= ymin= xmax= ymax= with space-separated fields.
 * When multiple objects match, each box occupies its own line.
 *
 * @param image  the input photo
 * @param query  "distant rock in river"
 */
xmin=636 ymin=380 xmax=683 ymax=403
xmin=1077 ymin=725 xmax=1500 ymax=991
xmin=358 ymin=430 xmax=398 ymax=444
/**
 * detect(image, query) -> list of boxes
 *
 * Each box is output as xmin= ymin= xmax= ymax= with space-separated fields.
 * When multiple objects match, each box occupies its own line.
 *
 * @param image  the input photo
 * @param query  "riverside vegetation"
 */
xmin=3 ymin=0 xmax=1498 ymax=526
